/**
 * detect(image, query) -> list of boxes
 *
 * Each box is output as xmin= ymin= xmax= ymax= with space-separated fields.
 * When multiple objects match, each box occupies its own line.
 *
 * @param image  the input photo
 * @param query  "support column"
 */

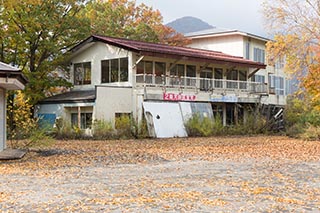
xmin=0 ymin=89 xmax=6 ymax=151
xmin=77 ymin=106 xmax=81 ymax=129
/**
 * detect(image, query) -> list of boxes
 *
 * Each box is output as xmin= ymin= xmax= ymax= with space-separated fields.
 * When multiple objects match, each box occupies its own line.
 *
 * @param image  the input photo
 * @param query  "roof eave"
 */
xmin=140 ymin=50 xmax=266 ymax=69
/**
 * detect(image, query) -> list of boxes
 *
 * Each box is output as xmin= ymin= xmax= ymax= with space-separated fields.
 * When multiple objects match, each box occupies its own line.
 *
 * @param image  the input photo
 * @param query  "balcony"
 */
xmin=135 ymin=74 xmax=268 ymax=94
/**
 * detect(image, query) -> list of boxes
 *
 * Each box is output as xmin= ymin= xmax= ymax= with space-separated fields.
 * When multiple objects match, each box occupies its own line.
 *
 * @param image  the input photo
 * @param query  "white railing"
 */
xmin=135 ymin=74 xmax=268 ymax=94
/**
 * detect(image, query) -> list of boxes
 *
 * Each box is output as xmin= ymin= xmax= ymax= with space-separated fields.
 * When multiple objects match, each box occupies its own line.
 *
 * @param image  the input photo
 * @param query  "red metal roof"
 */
xmin=72 ymin=35 xmax=266 ymax=69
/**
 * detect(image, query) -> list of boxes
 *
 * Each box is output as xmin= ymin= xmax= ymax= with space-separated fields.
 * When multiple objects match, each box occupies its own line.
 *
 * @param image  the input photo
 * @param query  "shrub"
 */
xmin=212 ymin=114 xmax=225 ymax=135
xmin=115 ymin=115 xmax=134 ymax=139
xmin=185 ymin=113 xmax=214 ymax=137
xmin=92 ymin=119 xmax=115 ymax=140
xmin=54 ymin=118 xmax=77 ymax=139
xmin=284 ymin=96 xmax=320 ymax=139
xmin=131 ymin=117 xmax=149 ymax=139
xmin=300 ymin=124 xmax=320 ymax=141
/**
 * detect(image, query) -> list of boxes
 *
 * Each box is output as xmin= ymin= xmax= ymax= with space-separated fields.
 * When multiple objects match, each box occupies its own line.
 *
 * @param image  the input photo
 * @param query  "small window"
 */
xmin=245 ymin=42 xmax=250 ymax=59
xmin=74 ymin=62 xmax=91 ymax=85
xmin=253 ymin=48 xmax=265 ymax=63
xmin=71 ymin=113 xmax=92 ymax=129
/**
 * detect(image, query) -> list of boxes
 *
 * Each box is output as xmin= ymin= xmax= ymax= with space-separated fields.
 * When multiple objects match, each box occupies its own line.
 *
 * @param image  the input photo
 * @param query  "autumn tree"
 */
xmin=263 ymin=0 xmax=320 ymax=105
xmin=84 ymin=0 xmax=189 ymax=46
xmin=0 ymin=0 xmax=91 ymax=105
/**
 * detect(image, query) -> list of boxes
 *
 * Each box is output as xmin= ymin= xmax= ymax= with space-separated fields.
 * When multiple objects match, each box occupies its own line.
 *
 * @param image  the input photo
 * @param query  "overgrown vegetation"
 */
xmin=53 ymin=115 xmax=149 ymax=140
xmin=7 ymin=91 xmax=54 ymax=149
xmin=185 ymin=112 xmax=266 ymax=137
xmin=284 ymin=96 xmax=320 ymax=140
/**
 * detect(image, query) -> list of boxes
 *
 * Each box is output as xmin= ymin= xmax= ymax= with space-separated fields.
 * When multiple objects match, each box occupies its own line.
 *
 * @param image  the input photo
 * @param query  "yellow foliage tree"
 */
xmin=7 ymin=91 xmax=37 ymax=140
xmin=263 ymin=0 xmax=320 ymax=106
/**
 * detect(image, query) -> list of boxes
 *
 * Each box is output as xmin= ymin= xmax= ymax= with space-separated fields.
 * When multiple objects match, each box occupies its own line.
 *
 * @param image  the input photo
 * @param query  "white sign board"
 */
xmin=143 ymin=102 xmax=188 ymax=138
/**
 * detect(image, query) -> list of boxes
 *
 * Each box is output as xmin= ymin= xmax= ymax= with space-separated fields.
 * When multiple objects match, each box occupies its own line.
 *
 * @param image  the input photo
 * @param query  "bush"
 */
xmin=185 ymin=113 xmax=214 ymax=137
xmin=92 ymin=120 xmax=115 ymax=140
xmin=300 ymin=124 xmax=320 ymax=141
xmin=212 ymin=114 xmax=225 ymax=135
xmin=115 ymin=115 xmax=134 ymax=139
xmin=284 ymin=97 xmax=320 ymax=139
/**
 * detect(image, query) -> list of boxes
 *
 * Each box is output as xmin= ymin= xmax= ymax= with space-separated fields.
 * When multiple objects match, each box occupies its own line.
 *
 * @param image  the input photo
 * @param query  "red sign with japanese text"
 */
xmin=163 ymin=93 xmax=196 ymax=101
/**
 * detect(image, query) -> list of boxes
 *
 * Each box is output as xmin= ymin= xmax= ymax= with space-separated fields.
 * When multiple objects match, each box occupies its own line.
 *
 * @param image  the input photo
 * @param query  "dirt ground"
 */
xmin=0 ymin=136 xmax=320 ymax=212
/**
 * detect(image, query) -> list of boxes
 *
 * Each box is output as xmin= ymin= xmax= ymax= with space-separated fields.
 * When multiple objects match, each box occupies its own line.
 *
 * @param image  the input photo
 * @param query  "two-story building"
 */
xmin=36 ymin=35 xmax=267 ymax=138
xmin=185 ymin=28 xmax=290 ymax=109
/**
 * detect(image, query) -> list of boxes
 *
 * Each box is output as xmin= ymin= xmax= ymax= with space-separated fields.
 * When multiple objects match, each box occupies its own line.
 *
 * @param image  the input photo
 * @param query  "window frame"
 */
xmin=74 ymin=62 xmax=91 ymax=85
xmin=101 ymin=57 xmax=129 ymax=83
xmin=71 ymin=112 xmax=93 ymax=129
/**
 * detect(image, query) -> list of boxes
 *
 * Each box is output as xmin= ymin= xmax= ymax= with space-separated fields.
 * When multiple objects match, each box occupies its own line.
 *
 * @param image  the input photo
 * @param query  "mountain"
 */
xmin=166 ymin=16 xmax=213 ymax=34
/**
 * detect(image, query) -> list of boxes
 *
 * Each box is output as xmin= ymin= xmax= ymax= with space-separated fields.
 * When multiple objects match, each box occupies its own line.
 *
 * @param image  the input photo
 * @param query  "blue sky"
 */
xmin=135 ymin=0 xmax=267 ymax=37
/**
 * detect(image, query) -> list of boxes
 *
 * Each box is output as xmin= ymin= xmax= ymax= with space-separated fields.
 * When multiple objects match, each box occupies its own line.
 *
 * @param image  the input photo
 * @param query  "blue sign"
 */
xmin=210 ymin=96 xmax=238 ymax=103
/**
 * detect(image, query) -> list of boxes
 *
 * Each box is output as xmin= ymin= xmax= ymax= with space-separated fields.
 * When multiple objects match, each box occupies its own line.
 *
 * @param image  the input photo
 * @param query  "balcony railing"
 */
xmin=135 ymin=74 xmax=268 ymax=94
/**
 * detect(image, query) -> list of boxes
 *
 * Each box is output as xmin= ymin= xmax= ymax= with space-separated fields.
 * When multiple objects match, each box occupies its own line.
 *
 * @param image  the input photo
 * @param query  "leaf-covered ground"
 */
xmin=0 ymin=136 xmax=319 ymax=212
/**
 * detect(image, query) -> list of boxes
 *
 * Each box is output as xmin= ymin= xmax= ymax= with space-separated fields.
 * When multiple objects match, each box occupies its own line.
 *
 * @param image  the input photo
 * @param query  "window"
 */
xmin=253 ymin=48 xmax=265 ymax=63
xmin=155 ymin=62 xmax=166 ymax=84
xmin=275 ymin=57 xmax=285 ymax=70
xmin=252 ymin=74 xmax=265 ymax=83
xmin=275 ymin=76 xmax=284 ymax=95
xmin=200 ymin=67 xmax=213 ymax=90
xmin=144 ymin=61 xmax=153 ymax=83
xmin=136 ymin=60 xmax=166 ymax=84
xmin=74 ymin=62 xmax=91 ymax=85
xmin=239 ymin=70 xmax=247 ymax=89
xmin=71 ymin=113 xmax=92 ymax=129
xmin=101 ymin=57 xmax=128 ymax=83
xmin=186 ymin=65 xmax=196 ymax=86
xmin=170 ymin=64 xmax=185 ymax=86
xmin=245 ymin=42 xmax=250 ymax=59
xmin=170 ymin=64 xmax=185 ymax=77
xmin=269 ymin=75 xmax=284 ymax=95
xmin=214 ymin=68 xmax=223 ymax=88
xmin=227 ymin=69 xmax=238 ymax=89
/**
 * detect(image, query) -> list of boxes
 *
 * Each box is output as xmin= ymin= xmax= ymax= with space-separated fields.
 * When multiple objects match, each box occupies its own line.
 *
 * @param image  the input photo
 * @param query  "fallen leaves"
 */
xmin=0 ymin=136 xmax=319 ymax=212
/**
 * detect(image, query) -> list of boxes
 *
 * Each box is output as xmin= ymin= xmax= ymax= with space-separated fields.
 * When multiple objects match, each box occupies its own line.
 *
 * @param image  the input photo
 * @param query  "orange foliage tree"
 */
xmin=263 ymin=0 xmax=320 ymax=106
xmin=84 ymin=0 xmax=190 ymax=46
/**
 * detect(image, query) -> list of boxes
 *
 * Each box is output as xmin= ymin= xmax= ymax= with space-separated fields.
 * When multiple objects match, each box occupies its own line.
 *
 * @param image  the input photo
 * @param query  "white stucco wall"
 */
xmin=187 ymin=35 xmax=244 ymax=57
xmin=0 ymin=89 xmax=6 ymax=151
xmin=95 ymin=86 xmax=133 ymax=123
xmin=70 ymin=42 xmax=134 ymax=90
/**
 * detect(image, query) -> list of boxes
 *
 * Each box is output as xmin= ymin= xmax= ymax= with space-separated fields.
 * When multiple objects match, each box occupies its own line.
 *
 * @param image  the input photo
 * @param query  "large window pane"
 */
xmin=227 ymin=70 xmax=238 ymax=89
xmin=214 ymin=68 xmax=223 ymax=88
xmin=110 ymin=59 xmax=119 ymax=82
xmin=120 ymin=58 xmax=128 ymax=82
xmin=145 ymin=61 xmax=153 ymax=83
xmin=155 ymin=62 xmax=165 ymax=84
xmin=239 ymin=70 xmax=247 ymax=89
xmin=200 ymin=68 xmax=213 ymax=91
xmin=136 ymin=61 xmax=144 ymax=83
xmin=101 ymin=60 xmax=110 ymax=83
xmin=186 ymin=65 xmax=196 ymax=86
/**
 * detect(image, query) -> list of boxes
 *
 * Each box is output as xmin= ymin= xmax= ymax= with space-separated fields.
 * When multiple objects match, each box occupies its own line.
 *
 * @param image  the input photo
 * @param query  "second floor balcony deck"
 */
xmin=135 ymin=74 xmax=268 ymax=95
